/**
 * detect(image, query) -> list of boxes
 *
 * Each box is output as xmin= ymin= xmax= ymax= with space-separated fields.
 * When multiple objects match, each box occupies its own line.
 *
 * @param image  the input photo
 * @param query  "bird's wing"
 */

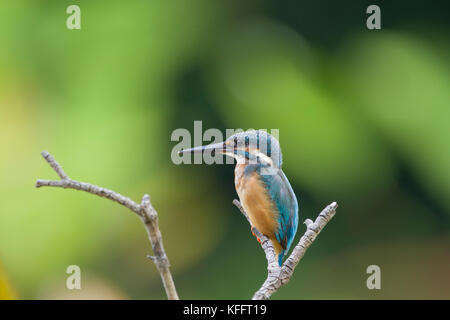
xmin=261 ymin=169 xmax=299 ymax=252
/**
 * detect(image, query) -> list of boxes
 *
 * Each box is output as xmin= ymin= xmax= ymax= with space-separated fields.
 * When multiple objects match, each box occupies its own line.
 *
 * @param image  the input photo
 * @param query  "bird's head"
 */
xmin=179 ymin=130 xmax=282 ymax=169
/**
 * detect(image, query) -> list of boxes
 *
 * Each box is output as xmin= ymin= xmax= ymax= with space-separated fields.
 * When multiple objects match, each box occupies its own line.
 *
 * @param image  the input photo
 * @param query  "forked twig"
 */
xmin=35 ymin=151 xmax=179 ymax=300
xmin=233 ymin=199 xmax=337 ymax=299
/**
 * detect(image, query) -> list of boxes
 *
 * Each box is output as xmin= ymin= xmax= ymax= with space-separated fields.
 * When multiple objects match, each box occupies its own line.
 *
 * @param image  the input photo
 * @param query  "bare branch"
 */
xmin=35 ymin=151 xmax=179 ymax=300
xmin=40 ymin=151 xmax=69 ymax=180
xmin=140 ymin=194 xmax=178 ymax=299
xmin=233 ymin=199 xmax=337 ymax=300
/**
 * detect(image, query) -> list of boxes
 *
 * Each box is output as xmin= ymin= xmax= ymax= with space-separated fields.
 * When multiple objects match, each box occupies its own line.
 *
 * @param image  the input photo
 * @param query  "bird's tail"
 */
xmin=278 ymin=250 xmax=286 ymax=266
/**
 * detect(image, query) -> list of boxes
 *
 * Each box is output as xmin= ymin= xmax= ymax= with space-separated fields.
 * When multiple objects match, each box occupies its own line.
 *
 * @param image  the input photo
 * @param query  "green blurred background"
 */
xmin=0 ymin=0 xmax=449 ymax=299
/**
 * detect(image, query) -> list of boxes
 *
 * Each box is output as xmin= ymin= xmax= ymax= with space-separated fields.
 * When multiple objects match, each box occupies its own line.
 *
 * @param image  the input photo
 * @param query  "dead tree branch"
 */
xmin=35 ymin=151 xmax=179 ymax=300
xmin=233 ymin=199 xmax=337 ymax=300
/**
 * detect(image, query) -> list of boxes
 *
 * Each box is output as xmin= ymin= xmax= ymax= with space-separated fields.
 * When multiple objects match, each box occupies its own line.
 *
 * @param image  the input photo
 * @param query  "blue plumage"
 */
xmin=261 ymin=169 xmax=299 ymax=266
xmin=243 ymin=161 xmax=299 ymax=266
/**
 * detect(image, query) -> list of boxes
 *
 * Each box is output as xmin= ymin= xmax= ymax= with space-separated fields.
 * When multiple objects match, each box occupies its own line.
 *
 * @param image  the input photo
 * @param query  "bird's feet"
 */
xmin=251 ymin=226 xmax=262 ymax=244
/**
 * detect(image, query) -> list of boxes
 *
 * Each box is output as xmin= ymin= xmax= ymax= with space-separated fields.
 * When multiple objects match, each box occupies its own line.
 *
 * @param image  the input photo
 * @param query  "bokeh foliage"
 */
xmin=0 ymin=0 xmax=449 ymax=299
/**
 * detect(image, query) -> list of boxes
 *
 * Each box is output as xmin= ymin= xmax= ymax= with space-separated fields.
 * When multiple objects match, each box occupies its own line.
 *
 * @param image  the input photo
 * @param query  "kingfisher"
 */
xmin=179 ymin=130 xmax=299 ymax=266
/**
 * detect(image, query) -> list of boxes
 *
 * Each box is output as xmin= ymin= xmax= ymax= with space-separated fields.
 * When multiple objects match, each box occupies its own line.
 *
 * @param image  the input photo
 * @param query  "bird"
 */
xmin=179 ymin=130 xmax=299 ymax=266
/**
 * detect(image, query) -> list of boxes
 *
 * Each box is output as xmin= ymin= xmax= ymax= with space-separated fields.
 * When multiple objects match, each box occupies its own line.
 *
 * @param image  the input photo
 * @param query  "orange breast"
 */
xmin=234 ymin=165 xmax=282 ymax=255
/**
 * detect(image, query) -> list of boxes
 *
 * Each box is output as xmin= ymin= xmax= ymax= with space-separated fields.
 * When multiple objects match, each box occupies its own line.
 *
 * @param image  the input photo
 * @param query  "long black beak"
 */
xmin=178 ymin=142 xmax=228 ymax=155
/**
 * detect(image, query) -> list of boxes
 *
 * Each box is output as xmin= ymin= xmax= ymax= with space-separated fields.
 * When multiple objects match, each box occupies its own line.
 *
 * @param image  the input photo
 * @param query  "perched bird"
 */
xmin=179 ymin=130 xmax=299 ymax=266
